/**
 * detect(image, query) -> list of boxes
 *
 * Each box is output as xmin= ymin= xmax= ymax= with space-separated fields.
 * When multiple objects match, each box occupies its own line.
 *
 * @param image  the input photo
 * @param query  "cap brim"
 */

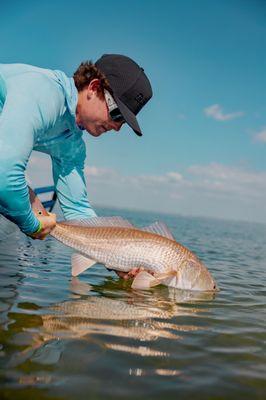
xmin=114 ymin=96 xmax=142 ymax=136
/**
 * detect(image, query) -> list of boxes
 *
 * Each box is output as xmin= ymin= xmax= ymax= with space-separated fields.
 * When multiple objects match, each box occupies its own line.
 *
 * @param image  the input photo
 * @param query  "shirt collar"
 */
xmin=67 ymin=78 xmax=84 ymax=131
xmin=53 ymin=69 xmax=83 ymax=132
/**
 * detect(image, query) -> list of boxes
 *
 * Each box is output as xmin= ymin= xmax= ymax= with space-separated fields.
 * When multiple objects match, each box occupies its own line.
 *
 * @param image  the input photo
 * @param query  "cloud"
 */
xmin=84 ymin=162 xmax=266 ymax=222
xmin=254 ymin=127 xmax=266 ymax=142
xmin=26 ymin=153 xmax=266 ymax=223
xmin=85 ymin=166 xmax=118 ymax=179
xmin=134 ymin=172 xmax=183 ymax=185
xmin=85 ymin=166 xmax=183 ymax=186
xmin=204 ymin=104 xmax=244 ymax=121
xmin=188 ymin=163 xmax=266 ymax=199
xmin=166 ymin=172 xmax=183 ymax=182
xmin=85 ymin=163 xmax=266 ymax=201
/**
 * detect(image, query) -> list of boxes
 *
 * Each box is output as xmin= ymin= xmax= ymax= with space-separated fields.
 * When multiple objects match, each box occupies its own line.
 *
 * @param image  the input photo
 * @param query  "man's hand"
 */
xmin=29 ymin=213 xmax=57 ymax=240
xmin=116 ymin=267 xmax=144 ymax=280
xmin=28 ymin=185 xmax=56 ymax=240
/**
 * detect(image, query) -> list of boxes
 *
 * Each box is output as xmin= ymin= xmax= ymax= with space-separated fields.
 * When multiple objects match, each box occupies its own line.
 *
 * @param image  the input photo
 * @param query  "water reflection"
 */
xmin=129 ymin=367 xmax=182 ymax=376
xmin=1 ymin=210 xmax=265 ymax=398
xmin=6 ymin=277 xmax=215 ymax=368
xmin=106 ymin=344 xmax=169 ymax=357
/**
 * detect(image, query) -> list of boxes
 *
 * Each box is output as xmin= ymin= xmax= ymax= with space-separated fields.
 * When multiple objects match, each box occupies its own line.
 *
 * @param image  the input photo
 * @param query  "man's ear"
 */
xmin=88 ymin=78 xmax=101 ymax=94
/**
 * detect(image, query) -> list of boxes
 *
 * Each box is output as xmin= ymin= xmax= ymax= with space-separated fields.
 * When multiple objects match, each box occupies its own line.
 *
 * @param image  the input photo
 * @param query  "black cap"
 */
xmin=95 ymin=54 xmax=152 ymax=136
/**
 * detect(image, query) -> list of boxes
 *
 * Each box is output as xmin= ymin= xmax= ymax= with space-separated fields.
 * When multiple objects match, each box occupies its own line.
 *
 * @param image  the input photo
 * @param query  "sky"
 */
xmin=1 ymin=0 xmax=266 ymax=223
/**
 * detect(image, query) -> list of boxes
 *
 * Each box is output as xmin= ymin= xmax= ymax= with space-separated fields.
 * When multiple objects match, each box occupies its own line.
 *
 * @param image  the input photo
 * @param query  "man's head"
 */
xmin=74 ymin=54 xmax=152 ymax=137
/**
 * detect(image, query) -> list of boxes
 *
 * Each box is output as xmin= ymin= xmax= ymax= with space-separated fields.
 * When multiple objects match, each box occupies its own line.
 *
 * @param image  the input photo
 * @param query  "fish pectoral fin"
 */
xmin=71 ymin=253 xmax=97 ymax=277
xmin=131 ymin=271 xmax=161 ymax=290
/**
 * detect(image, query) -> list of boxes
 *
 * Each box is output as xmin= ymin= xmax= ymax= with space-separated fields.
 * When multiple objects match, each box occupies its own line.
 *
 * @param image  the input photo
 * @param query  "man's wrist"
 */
xmin=30 ymin=220 xmax=42 ymax=236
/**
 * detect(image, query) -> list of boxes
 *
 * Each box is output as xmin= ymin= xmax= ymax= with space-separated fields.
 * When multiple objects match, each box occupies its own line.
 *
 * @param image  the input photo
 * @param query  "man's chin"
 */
xmin=86 ymin=129 xmax=102 ymax=137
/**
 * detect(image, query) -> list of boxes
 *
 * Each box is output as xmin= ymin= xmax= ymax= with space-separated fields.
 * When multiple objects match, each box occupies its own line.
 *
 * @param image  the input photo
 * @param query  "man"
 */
xmin=0 ymin=54 xmax=153 ymax=241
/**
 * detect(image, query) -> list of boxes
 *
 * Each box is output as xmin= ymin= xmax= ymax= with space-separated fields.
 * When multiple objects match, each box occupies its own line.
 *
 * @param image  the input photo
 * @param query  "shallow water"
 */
xmin=0 ymin=208 xmax=265 ymax=399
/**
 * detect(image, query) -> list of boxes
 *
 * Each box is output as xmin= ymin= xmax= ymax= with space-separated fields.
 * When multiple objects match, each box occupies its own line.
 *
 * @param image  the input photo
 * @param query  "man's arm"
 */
xmin=51 ymin=133 xmax=97 ymax=220
xmin=0 ymin=72 xmax=64 ymax=234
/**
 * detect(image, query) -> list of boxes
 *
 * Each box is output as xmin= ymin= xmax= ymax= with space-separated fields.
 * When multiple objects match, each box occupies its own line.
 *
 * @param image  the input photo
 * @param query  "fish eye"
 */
xmin=213 ymin=284 xmax=216 ymax=289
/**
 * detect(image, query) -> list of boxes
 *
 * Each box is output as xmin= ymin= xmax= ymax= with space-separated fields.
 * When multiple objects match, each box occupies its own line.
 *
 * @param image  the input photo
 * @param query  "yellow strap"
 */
xmin=32 ymin=220 xmax=42 ymax=235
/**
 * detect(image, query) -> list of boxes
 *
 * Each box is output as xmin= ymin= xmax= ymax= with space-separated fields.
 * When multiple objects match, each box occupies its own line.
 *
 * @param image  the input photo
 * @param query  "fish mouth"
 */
xmin=202 ymin=279 xmax=219 ymax=292
xmin=203 ymin=288 xmax=219 ymax=293
xmin=185 ymin=265 xmax=219 ymax=292
xmin=213 ymin=283 xmax=220 ymax=292
xmin=203 ymin=281 xmax=219 ymax=292
xmin=190 ymin=286 xmax=219 ymax=293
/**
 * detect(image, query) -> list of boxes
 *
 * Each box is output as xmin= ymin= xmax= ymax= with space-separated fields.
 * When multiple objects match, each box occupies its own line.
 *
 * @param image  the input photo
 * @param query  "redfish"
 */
xmin=50 ymin=217 xmax=218 ymax=291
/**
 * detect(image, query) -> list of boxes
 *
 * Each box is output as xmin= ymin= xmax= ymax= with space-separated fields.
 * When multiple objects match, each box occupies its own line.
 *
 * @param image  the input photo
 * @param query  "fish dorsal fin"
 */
xmin=141 ymin=221 xmax=175 ymax=240
xmin=61 ymin=216 xmax=134 ymax=229
xmin=71 ymin=253 xmax=97 ymax=277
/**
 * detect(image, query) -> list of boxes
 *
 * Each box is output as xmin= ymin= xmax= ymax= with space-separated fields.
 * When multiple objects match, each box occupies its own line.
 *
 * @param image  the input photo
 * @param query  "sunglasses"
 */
xmin=104 ymin=90 xmax=125 ymax=123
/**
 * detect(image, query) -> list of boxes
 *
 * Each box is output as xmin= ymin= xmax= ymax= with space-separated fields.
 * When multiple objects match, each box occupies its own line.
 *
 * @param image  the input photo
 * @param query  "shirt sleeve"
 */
xmin=51 ymin=134 xmax=97 ymax=220
xmin=0 ymin=72 xmax=65 ymax=234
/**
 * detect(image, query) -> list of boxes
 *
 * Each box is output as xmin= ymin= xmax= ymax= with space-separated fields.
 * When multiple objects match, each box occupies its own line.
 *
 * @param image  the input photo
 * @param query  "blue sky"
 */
xmin=1 ymin=0 xmax=266 ymax=223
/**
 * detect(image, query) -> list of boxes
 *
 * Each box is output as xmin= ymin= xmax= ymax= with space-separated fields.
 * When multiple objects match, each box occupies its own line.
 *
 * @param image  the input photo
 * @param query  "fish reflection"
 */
xmin=42 ymin=299 xmax=181 ymax=342
xmin=10 ymin=278 xmax=215 ymax=367
xmin=40 ymin=277 xmax=214 ymax=342
xmin=129 ymin=368 xmax=182 ymax=376
xmin=106 ymin=344 xmax=169 ymax=357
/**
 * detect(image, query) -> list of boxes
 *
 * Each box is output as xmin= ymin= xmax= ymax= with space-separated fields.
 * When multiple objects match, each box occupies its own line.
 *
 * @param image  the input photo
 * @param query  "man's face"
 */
xmin=75 ymin=79 xmax=124 ymax=137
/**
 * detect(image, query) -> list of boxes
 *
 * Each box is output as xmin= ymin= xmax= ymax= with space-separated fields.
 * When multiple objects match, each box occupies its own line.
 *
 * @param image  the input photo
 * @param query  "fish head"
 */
xmin=178 ymin=258 xmax=218 ymax=292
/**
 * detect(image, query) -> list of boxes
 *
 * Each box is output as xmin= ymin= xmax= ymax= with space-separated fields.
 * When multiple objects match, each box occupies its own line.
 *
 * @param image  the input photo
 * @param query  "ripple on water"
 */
xmin=0 ymin=211 xmax=266 ymax=399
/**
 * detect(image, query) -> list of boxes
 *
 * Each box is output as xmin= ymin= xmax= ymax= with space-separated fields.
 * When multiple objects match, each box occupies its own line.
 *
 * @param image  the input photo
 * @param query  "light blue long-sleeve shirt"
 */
xmin=0 ymin=63 xmax=96 ymax=234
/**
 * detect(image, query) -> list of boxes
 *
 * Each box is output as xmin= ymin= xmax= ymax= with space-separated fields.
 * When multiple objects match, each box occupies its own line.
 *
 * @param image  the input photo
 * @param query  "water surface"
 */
xmin=0 ymin=208 xmax=265 ymax=399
